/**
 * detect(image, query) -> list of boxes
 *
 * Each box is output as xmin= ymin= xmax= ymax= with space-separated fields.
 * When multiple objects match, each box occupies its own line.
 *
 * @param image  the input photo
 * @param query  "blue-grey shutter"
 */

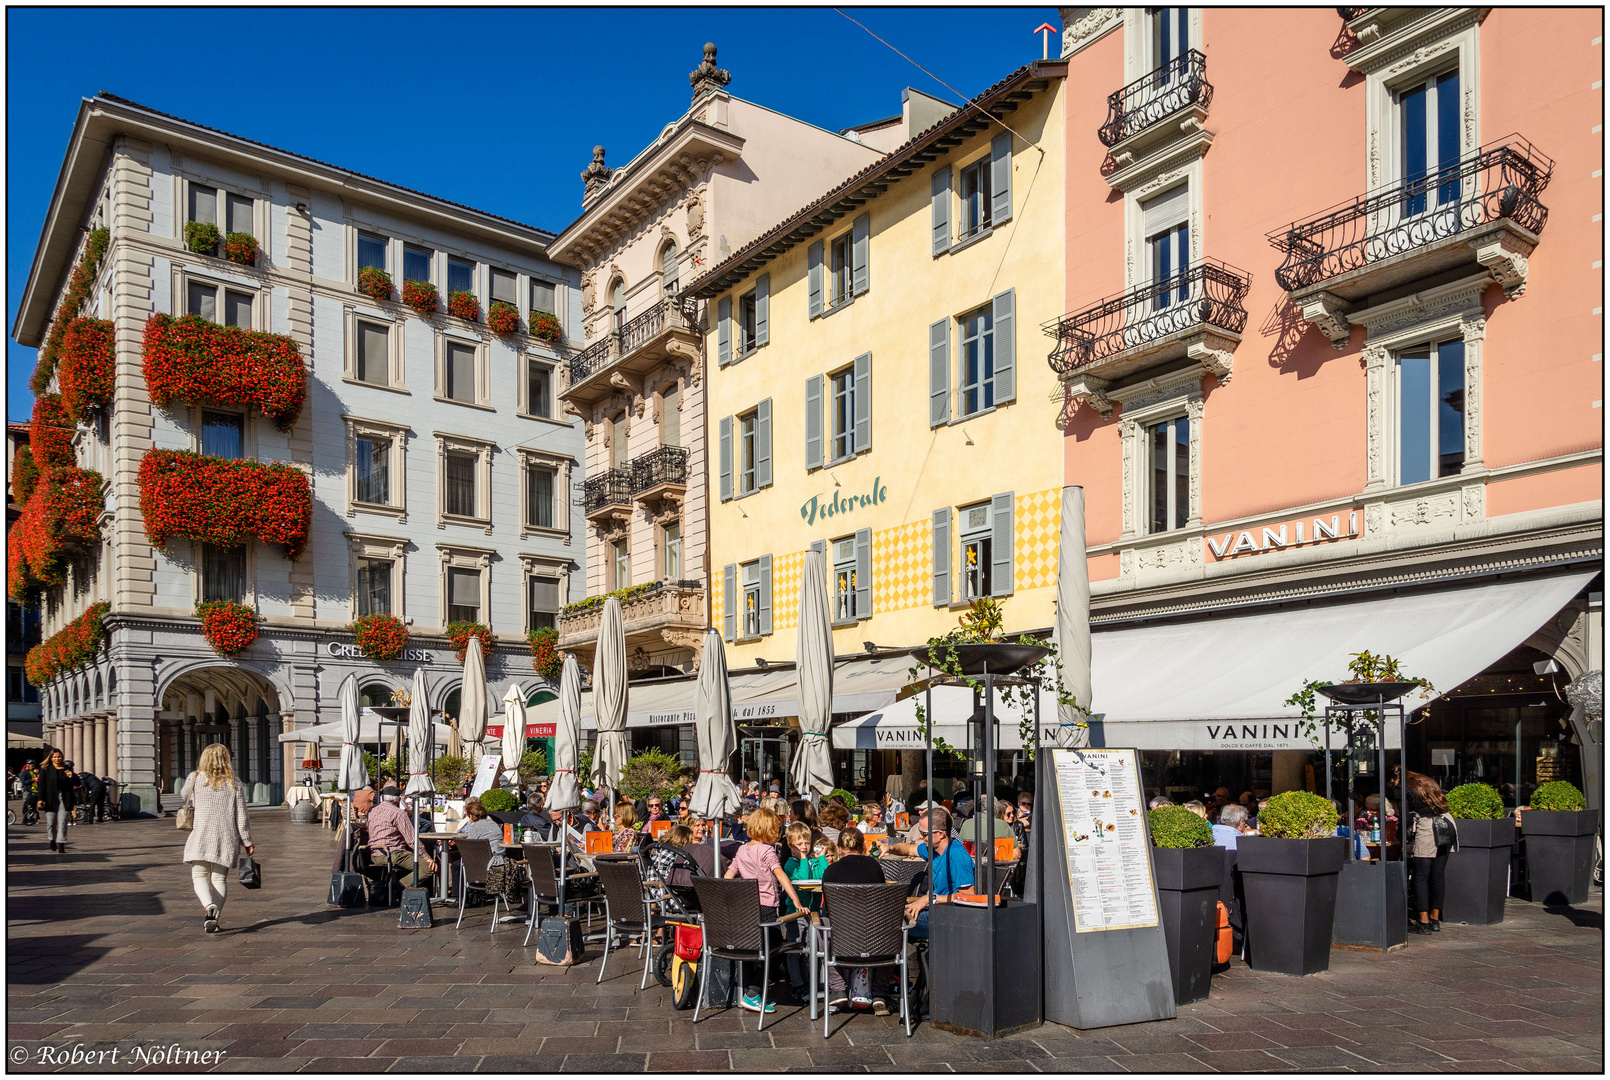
xmin=810 ymin=539 xmax=826 ymax=557
xmin=854 ymin=527 xmax=872 ymax=618
xmin=755 ymin=273 xmax=770 ymax=347
xmin=719 ymin=415 xmax=733 ymax=501
xmin=718 ymin=297 xmax=732 ymax=366
xmin=990 ymin=132 xmax=1013 ymax=225
xmin=804 ymin=374 xmax=824 ymax=470
xmin=932 ymin=508 xmax=951 ymax=607
xmin=852 ymin=351 xmax=871 ymax=453
xmin=851 ymin=213 xmax=870 ymax=296
xmin=723 ymin=563 xmax=737 ymax=641
xmin=759 ymin=553 xmax=773 ymax=635
xmin=992 ymin=288 xmax=1016 ymax=405
xmin=990 ymin=491 xmax=1014 ymax=598
xmin=755 ymin=397 xmax=772 ymax=489
xmin=931 ymin=165 xmax=952 ymax=255
xmin=929 ymin=319 xmax=950 ymax=427
xmin=808 ymin=242 xmax=824 ymax=318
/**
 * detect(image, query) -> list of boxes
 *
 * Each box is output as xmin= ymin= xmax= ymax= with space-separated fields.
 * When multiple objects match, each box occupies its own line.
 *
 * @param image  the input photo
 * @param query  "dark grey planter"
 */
xmin=1521 ymin=809 xmax=1599 ymax=906
xmin=930 ymin=900 xmax=1042 ymax=1038
xmin=1153 ymin=845 xmax=1223 ymax=1006
xmin=1443 ymin=818 xmax=1514 ymax=924
xmin=1237 ymin=836 xmax=1347 ymax=976
xmin=1332 ymin=858 xmax=1407 ymax=951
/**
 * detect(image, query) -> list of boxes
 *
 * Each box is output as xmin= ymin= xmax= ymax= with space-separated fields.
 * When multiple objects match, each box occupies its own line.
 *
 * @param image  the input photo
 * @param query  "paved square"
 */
xmin=7 ymin=810 xmax=1602 ymax=1072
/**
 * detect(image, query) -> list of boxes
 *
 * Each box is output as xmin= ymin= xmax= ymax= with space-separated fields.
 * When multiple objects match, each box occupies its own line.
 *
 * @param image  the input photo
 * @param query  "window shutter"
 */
xmin=755 ymin=273 xmax=770 ymax=346
xmin=992 ymin=288 xmax=1016 ymax=405
xmin=990 ymin=132 xmax=1013 ymax=225
xmin=990 ymin=491 xmax=1014 ymax=597
xmin=851 ymin=213 xmax=870 ymax=296
xmin=717 ymin=297 xmax=732 ymax=366
xmin=808 ymin=242 xmax=824 ymax=318
xmin=810 ymin=539 xmax=826 ymax=557
xmin=929 ymin=319 xmax=950 ymax=427
xmin=804 ymin=374 xmax=824 ymax=470
xmin=854 ymin=527 xmax=872 ymax=617
xmin=852 ymin=351 xmax=872 ymax=452
xmin=759 ymin=554 xmax=773 ymax=635
xmin=719 ymin=415 xmax=733 ymax=501
xmin=755 ymin=397 xmax=772 ymax=489
xmin=1141 ymin=184 xmax=1189 ymax=235
xmin=932 ymin=508 xmax=951 ymax=607
xmin=931 ymin=165 xmax=952 ymax=256
xmin=723 ymin=563 xmax=737 ymax=641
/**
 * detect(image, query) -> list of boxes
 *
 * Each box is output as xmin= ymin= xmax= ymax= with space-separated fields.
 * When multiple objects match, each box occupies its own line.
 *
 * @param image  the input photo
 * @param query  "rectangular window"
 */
xmin=355 ymin=435 xmax=391 ymax=505
xmin=447 ymin=257 xmax=475 ymax=297
xmin=356 ymin=321 xmax=389 ymax=386
xmin=403 ymin=244 xmax=432 ymax=284
xmin=446 ymin=341 xmax=477 ymax=402
xmin=525 ymin=462 xmax=555 ymax=529
xmin=202 ymin=411 xmax=243 ymax=459
xmin=1151 ymin=223 xmax=1190 ymax=306
xmin=959 ymin=501 xmax=993 ymax=601
xmin=739 ymin=410 xmax=758 ymax=494
xmin=958 ymin=158 xmax=993 ymax=238
xmin=187 ymin=281 xmax=218 ymax=322
xmin=742 ymin=560 xmax=761 ymax=637
xmin=201 ymin=544 xmax=244 ymax=603
xmin=833 ymin=536 xmax=858 ymax=621
xmin=959 ymin=306 xmax=995 ymax=417
xmin=357 ymin=233 xmax=387 ymax=273
xmin=526 ymin=360 xmax=553 ymax=419
xmin=223 ymin=289 xmax=253 ymax=328
xmin=737 ymin=289 xmax=758 ymax=354
xmin=531 ymin=278 xmax=557 ymax=317
xmin=1148 ymin=416 xmax=1190 ymax=533
xmin=663 ymin=521 xmax=681 ymax=580
xmin=528 ymin=575 xmax=560 ymax=632
xmin=447 ymin=567 xmax=480 ymax=624
xmin=610 ymin=411 xmax=628 ymax=469
xmin=1398 ymin=339 xmax=1466 ymax=484
xmin=830 ymin=233 xmax=853 ymax=305
xmin=490 ymin=267 xmax=519 ymax=307
xmin=1153 ymin=6 xmax=1189 ymax=72
xmin=661 ymin=384 xmax=680 ymax=447
xmin=831 ymin=367 xmax=856 ymax=460
xmin=225 ymin=192 xmax=254 ymax=237
xmin=1401 ymin=69 xmax=1462 ymax=216
xmin=357 ymin=558 xmax=392 ymax=616
xmin=613 ymin=540 xmax=630 ymax=590
xmin=444 ymin=451 xmax=477 ymax=517
xmin=188 ymin=183 xmax=218 ymax=226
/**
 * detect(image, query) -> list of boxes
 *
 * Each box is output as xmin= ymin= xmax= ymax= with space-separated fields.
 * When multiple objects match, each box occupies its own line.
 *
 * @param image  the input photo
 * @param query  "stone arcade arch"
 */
xmin=156 ymin=663 xmax=286 ymax=803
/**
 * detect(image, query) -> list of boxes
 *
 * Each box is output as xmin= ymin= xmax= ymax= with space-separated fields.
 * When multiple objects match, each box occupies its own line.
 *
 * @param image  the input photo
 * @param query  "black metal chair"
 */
xmin=453 ymin=838 xmax=507 ymax=933
xmin=817 ymin=882 xmax=914 ymax=1038
xmin=691 ymin=878 xmax=809 ymax=1031
xmin=522 ymin=843 xmax=600 ymax=947
xmin=594 ymin=857 xmax=666 ymax=989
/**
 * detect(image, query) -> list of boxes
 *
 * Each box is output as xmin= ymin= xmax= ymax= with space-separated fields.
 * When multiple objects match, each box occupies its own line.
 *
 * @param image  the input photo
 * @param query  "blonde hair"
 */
xmin=747 ymin=806 xmax=782 ymax=845
xmin=197 ymin=743 xmax=236 ymax=790
xmin=615 ymin=803 xmax=638 ymax=829
xmin=785 ymin=820 xmax=814 ymax=851
xmin=664 ymin=824 xmax=695 ymax=848
xmin=760 ymin=795 xmax=789 ymax=817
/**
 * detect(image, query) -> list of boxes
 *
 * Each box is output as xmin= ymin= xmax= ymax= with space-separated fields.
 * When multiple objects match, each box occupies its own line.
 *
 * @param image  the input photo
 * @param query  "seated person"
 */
xmin=611 ymin=802 xmax=642 ymax=853
xmin=366 ymin=786 xmax=436 ymax=887
xmin=858 ymin=801 xmax=886 ymax=832
xmin=959 ymin=797 xmax=1017 ymax=846
xmin=686 ymin=816 xmax=743 ymax=878
xmin=883 ymin=807 xmax=974 ymax=938
xmin=456 ymin=796 xmax=521 ymax=897
xmin=819 ymin=827 xmax=897 ymax=1013
xmin=517 ymin=794 xmax=554 ymax=839
xmin=1211 ymin=803 xmax=1250 ymax=850
xmin=817 ymin=800 xmax=851 ymax=844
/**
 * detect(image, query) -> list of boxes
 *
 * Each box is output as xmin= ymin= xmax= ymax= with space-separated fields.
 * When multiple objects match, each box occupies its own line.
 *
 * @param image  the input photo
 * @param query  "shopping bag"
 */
xmin=237 ymin=854 xmax=262 ymax=890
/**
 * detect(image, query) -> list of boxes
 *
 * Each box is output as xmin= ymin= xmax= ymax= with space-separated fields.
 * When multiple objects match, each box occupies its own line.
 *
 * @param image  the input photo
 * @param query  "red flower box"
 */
xmin=197 ymin=600 xmax=258 ymax=655
xmin=528 ymin=626 xmax=561 ymax=681
xmin=11 ymin=446 xmax=39 ymax=505
xmin=402 ymin=279 xmax=439 ymax=316
xmin=223 ymin=232 xmax=259 ymax=266
xmin=6 ymin=466 xmax=105 ymax=602
xmin=447 ymin=290 xmax=480 ymax=322
xmin=58 ymin=318 xmax=115 ymax=422
xmin=528 ymin=310 xmax=562 ymax=343
xmin=185 ymin=221 xmax=222 ymax=256
xmin=138 ymin=450 xmax=311 ymax=559
xmin=488 ymin=301 xmax=522 ymax=337
xmin=24 ymin=602 xmax=109 ymax=687
xmin=142 ymin=314 xmax=306 ymax=431
xmin=352 ymin=613 xmax=410 ymax=662
xmin=30 ymin=394 xmax=75 ymax=468
xmin=31 ymin=227 xmax=109 ymax=396
xmin=358 ymin=266 xmax=394 ymax=304
xmin=447 ymin=621 xmax=494 ymax=663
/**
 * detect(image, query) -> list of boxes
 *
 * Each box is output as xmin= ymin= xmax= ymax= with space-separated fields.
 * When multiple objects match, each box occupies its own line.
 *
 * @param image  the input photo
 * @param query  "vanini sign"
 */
xmin=1207 ymin=512 xmax=1360 ymax=560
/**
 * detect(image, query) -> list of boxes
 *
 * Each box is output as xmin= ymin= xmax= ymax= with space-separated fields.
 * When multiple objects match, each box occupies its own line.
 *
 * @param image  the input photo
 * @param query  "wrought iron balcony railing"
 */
xmin=569 ymin=335 xmax=615 ymax=386
xmin=630 ymin=445 xmax=689 ymax=494
xmin=1336 ymin=7 xmax=1368 ymax=21
xmin=583 ymin=468 xmax=633 ymax=514
xmin=1098 ymin=50 xmax=1213 ymax=148
xmin=1267 ymin=136 xmax=1553 ymax=293
xmin=1044 ymin=259 xmax=1252 ymax=377
xmin=567 ymin=297 xmax=700 ymax=388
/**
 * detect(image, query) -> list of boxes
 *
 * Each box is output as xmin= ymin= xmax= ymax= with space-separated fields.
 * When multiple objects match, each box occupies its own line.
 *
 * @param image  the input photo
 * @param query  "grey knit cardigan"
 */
xmin=180 ymin=773 xmax=254 ymax=866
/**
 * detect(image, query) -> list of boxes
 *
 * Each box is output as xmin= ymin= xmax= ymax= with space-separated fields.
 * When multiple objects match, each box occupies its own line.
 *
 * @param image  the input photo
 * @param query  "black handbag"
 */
xmin=1432 ymin=814 xmax=1457 ymax=851
xmin=238 ymin=854 xmax=262 ymax=890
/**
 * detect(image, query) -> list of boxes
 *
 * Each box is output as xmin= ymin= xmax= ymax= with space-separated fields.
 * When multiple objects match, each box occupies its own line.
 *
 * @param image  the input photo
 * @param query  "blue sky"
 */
xmin=6 ymin=6 xmax=1059 ymax=421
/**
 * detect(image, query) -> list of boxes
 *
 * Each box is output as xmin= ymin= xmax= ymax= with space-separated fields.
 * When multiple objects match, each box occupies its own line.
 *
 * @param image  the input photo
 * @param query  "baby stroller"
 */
xmin=641 ymin=841 xmax=708 ymax=1010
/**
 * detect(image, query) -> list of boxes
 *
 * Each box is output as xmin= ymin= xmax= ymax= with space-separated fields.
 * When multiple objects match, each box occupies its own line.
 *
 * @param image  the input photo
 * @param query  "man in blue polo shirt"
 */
xmin=884 ymin=806 xmax=973 ymax=939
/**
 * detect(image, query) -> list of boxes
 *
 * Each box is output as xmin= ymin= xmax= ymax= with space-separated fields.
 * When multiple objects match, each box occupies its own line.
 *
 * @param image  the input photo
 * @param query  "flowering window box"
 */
xmin=197 ymin=600 xmax=258 ymax=655
xmin=488 ymin=301 xmax=522 ymax=337
xmin=358 ymin=266 xmax=394 ymax=304
xmin=528 ymin=626 xmax=561 ymax=680
xmin=352 ymin=613 xmax=410 ymax=661
xmin=447 ymin=290 xmax=481 ymax=322
xmin=223 ymin=232 xmax=259 ymax=266
xmin=143 ymin=314 xmax=306 ymax=431
xmin=447 ymin=621 xmax=494 ymax=662
xmin=58 ymin=318 xmax=116 ymax=422
xmin=24 ymin=602 xmax=109 ymax=687
xmin=529 ymin=310 xmax=562 ymax=343
xmin=29 ymin=394 xmax=75 ymax=468
xmin=402 ymin=279 xmax=439 ymax=316
xmin=138 ymin=449 xmax=311 ymax=558
xmin=7 ymin=466 xmax=105 ymax=602
xmin=184 ymin=221 xmax=221 ymax=257
xmin=31 ymin=227 xmax=108 ymax=396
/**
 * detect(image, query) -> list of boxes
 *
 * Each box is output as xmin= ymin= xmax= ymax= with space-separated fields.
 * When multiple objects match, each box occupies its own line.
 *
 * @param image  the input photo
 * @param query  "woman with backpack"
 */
xmin=1406 ymin=771 xmax=1457 ymax=934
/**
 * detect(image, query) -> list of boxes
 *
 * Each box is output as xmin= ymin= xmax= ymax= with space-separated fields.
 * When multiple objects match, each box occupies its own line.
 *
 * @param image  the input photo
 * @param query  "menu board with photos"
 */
xmin=1052 ymin=748 xmax=1159 ymax=933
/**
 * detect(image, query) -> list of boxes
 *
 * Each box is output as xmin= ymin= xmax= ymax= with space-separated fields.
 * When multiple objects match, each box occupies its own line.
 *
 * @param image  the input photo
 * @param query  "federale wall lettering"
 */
xmin=800 ymin=477 xmax=888 ymax=527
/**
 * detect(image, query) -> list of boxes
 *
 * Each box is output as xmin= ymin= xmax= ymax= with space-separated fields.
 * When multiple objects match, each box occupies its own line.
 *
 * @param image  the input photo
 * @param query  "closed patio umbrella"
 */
xmin=592 ymin=597 xmax=629 ymax=814
xmin=403 ymin=668 xmax=434 ymax=874
xmin=459 ymin=638 xmax=490 ymax=769
xmin=549 ymin=653 xmax=584 ymax=905
xmin=692 ymin=628 xmax=741 ymax=874
xmin=790 ymin=548 xmax=836 ymax=798
xmin=501 ymin=685 xmax=527 ymax=786
xmin=1053 ymin=485 xmax=1092 ymax=749
xmin=335 ymin=673 xmax=367 ymax=862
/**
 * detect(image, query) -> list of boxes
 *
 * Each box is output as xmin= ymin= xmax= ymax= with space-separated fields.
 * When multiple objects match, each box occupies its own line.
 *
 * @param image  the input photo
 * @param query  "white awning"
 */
xmin=276 ymin=709 xmax=452 ymax=746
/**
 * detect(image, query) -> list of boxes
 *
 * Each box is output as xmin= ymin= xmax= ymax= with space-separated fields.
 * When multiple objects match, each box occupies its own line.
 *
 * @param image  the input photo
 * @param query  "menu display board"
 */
xmin=468 ymin=754 xmax=502 ymax=798
xmin=1051 ymin=749 xmax=1159 ymax=933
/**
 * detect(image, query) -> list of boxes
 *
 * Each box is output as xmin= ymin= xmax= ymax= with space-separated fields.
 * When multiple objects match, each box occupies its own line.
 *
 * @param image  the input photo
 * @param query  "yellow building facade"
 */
xmin=687 ymin=62 xmax=1068 ymax=669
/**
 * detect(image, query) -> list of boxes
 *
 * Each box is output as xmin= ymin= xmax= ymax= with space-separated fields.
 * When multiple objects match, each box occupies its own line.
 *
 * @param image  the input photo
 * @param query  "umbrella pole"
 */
xmin=713 ymin=817 xmax=722 ymax=876
xmin=559 ymin=809 xmax=568 ymax=914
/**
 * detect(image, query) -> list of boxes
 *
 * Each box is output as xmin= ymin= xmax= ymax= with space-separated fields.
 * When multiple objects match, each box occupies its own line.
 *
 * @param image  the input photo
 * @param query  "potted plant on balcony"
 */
xmin=446 ymin=621 xmax=494 ymax=663
xmin=222 ymin=232 xmax=259 ymax=266
xmin=1442 ymin=782 xmax=1511 ymax=924
xmin=351 ymin=613 xmax=409 ymax=663
xmin=196 ymin=599 xmax=258 ymax=656
xmin=1519 ymin=781 xmax=1596 ymax=905
xmin=358 ymin=266 xmax=393 ymax=304
xmin=487 ymin=300 xmax=522 ymax=337
xmin=1148 ymin=805 xmax=1222 ymax=1004
xmin=401 ymin=279 xmax=439 ymax=316
xmin=1237 ymin=790 xmax=1345 ymax=976
xmin=447 ymin=290 xmax=480 ymax=322
xmin=529 ymin=310 xmax=562 ymax=343
xmin=528 ymin=626 xmax=561 ymax=682
xmin=184 ymin=221 xmax=221 ymax=256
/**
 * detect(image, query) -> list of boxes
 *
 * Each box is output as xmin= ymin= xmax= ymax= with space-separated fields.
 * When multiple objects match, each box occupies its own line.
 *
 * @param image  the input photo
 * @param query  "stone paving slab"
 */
xmin=7 ymin=808 xmax=1603 ymax=1072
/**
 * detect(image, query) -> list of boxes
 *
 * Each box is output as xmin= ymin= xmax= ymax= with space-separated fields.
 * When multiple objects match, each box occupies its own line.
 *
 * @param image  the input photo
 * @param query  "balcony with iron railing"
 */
xmin=562 ymin=296 xmax=701 ymax=407
xmin=1098 ymin=50 xmax=1213 ymax=153
xmin=630 ymin=445 xmax=689 ymax=503
xmin=1044 ymin=259 xmax=1251 ymax=409
xmin=556 ymin=578 xmax=707 ymax=670
xmin=582 ymin=468 xmax=633 ymax=525
xmin=1268 ymin=137 xmax=1552 ymax=343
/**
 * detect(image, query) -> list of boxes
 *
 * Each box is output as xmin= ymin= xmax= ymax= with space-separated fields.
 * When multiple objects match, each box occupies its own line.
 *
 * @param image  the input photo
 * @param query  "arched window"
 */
xmin=660 ymin=242 xmax=679 ymax=297
xmin=610 ymin=280 xmax=626 ymax=334
xmin=359 ymin=683 xmax=393 ymax=709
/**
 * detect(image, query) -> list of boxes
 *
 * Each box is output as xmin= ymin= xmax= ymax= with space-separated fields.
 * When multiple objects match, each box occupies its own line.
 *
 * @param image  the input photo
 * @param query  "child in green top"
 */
xmin=782 ymin=820 xmax=828 ymax=914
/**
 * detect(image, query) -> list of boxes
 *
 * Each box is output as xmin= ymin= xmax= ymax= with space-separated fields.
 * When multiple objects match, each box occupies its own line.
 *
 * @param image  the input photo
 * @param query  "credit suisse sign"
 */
xmin=325 ymin=641 xmax=435 ymax=664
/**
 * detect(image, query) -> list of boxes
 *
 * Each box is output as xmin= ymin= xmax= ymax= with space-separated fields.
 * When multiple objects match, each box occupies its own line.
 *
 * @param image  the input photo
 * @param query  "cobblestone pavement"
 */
xmin=6 ymin=807 xmax=1602 ymax=1073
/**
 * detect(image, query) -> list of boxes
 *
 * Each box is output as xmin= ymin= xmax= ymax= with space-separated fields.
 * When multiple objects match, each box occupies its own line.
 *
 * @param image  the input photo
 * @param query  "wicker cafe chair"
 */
xmin=522 ymin=843 xmax=600 ymax=947
xmin=593 ymin=857 xmax=667 ymax=989
xmin=879 ymin=857 xmax=927 ymax=892
xmin=453 ymin=839 xmax=507 ymax=933
xmin=818 ymin=882 xmax=913 ymax=1038
xmin=691 ymin=878 xmax=809 ymax=1032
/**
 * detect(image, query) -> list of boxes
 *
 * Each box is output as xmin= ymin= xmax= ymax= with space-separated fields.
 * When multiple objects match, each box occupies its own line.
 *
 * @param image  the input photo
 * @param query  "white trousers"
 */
xmin=191 ymin=861 xmax=229 ymax=913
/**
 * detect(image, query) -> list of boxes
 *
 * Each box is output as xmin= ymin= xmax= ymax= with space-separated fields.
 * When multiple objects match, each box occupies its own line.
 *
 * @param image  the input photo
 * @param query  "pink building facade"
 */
xmin=1054 ymin=8 xmax=1602 ymax=808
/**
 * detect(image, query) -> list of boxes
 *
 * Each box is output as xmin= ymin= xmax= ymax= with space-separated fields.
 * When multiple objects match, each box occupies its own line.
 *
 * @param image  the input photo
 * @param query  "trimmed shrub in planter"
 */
xmin=528 ymin=626 xmax=561 ymax=681
xmin=447 ymin=290 xmax=480 ymax=322
xmin=143 ymin=313 xmax=307 ymax=431
xmin=431 ymin=754 xmax=472 ymax=795
xmin=184 ymin=220 xmax=221 ymax=255
xmin=1443 ymin=782 xmax=1513 ymax=925
xmin=1148 ymin=806 xmax=1222 ymax=1004
xmin=351 ymin=613 xmax=409 ymax=662
xmin=618 ymin=747 xmax=687 ymax=802
xmin=487 ymin=300 xmax=522 ymax=337
xmin=1237 ymin=791 xmax=1346 ymax=976
xmin=197 ymin=600 xmax=258 ymax=655
xmin=479 ymin=788 xmax=518 ymax=814
xmin=24 ymin=601 xmax=109 ymax=688
xmin=402 ymin=279 xmax=439 ymax=316
xmin=358 ymin=266 xmax=394 ymax=304
xmin=222 ymin=232 xmax=259 ymax=265
xmin=446 ymin=621 xmax=494 ymax=663
xmin=529 ymin=310 xmax=562 ymax=343
xmin=1520 ymin=782 xmax=1597 ymax=905
xmin=138 ymin=450 xmax=311 ymax=558
xmin=58 ymin=318 xmax=116 ymax=422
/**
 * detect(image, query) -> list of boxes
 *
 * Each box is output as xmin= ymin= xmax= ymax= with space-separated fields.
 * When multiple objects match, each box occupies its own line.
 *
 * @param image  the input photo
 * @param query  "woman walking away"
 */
xmin=1407 ymin=772 xmax=1457 ymax=934
xmin=37 ymin=749 xmax=75 ymax=853
xmin=182 ymin=744 xmax=254 ymax=933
